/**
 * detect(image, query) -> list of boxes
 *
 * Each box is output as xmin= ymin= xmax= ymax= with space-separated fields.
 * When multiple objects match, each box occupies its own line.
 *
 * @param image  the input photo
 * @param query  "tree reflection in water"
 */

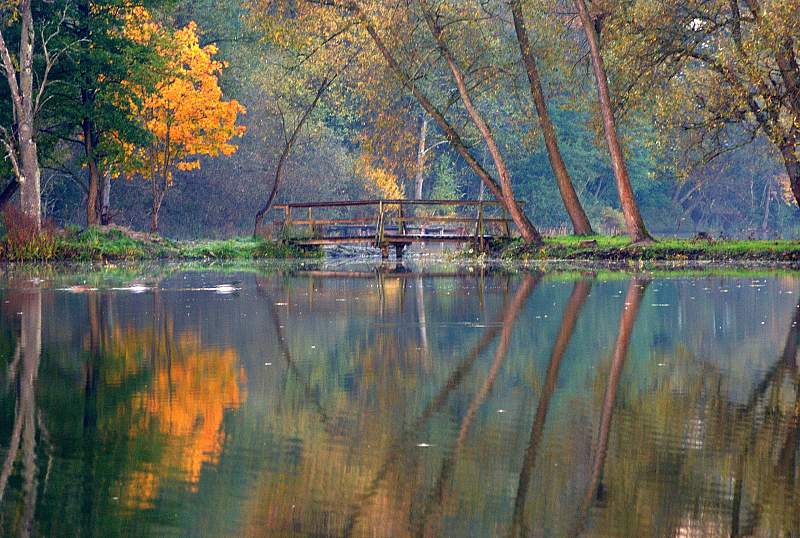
xmin=0 ymin=269 xmax=799 ymax=536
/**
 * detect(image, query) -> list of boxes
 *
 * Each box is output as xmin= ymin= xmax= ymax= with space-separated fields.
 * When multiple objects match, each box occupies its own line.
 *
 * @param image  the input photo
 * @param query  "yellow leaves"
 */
xmin=358 ymin=155 xmax=405 ymax=200
xmin=119 ymin=12 xmax=246 ymax=185
xmin=176 ymin=160 xmax=201 ymax=171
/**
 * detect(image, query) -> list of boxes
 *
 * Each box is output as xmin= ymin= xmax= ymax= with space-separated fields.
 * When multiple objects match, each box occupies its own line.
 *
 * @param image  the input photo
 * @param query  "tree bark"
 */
xmin=17 ymin=0 xmax=41 ymax=229
xmin=511 ymin=0 xmax=594 ymax=236
xmin=574 ymin=0 xmax=651 ymax=243
xmin=83 ymin=117 xmax=101 ymax=226
xmin=779 ymin=133 xmax=800 ymax=206
xmin=352 ymin=2 xmax=542 ymax=245
xmin=150 ymin=195 xmax=161 ymax=234
xmin=421 ymin=6 xmax=541 ymax=244
xmin=100 ymin=173 xmax=111 ymax=225
xmin=150 ymin=171 xmax=165 ymax=234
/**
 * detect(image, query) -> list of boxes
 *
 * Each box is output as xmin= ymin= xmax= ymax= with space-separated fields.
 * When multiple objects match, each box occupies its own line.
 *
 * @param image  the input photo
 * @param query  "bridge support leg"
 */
xmin=380 ymin=245 xmax=390 ymax=260
xmin=395 ymin=244 xmax=406 ymax=260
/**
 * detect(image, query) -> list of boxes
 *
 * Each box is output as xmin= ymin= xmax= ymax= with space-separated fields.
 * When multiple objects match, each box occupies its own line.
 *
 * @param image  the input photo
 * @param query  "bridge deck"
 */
xmin=269 ymin=199 xmax=516 ymax=258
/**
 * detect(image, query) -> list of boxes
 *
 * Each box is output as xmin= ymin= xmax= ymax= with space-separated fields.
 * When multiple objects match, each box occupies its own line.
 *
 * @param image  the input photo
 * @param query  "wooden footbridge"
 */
xmin=271 ymin=199 xmax=517 ymax=258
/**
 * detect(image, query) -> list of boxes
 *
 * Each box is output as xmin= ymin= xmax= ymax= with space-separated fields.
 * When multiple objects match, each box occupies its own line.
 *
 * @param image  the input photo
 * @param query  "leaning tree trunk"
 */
xmin=574 ymin=0 xmax=651 ymax=243
xmin=511 ymin=0 xmax=593 ymax=236
xmin=254 ymin=77 xmax=331 ymax=236
xmin=354 ymin=2 xmax=542 ymax=245
xmin=421 ymin=7 xmax=541 ymax=244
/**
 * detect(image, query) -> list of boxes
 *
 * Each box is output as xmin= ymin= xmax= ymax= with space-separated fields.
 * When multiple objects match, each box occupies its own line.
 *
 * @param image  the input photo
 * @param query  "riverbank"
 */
xmin=0 ymin=226 xmax=320 ymax=262
xmin=3 ymin=227 xmax=800 ymax=263
xmin=496 ymin=236 xmax=800 ymax=262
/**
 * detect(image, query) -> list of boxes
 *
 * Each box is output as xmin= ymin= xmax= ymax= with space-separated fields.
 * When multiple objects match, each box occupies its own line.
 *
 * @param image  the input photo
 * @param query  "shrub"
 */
xmin=1 ymin=207 xmax=58 ymax=261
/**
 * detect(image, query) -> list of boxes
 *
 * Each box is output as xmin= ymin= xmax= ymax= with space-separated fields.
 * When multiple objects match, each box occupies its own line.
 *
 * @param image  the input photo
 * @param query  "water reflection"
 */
xmin=0 ymin=267 xmax=799 ymax=536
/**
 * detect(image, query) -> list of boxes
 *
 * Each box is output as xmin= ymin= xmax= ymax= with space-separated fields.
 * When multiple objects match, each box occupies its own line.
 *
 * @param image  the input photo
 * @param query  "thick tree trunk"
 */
xmin=17 ymin=0 xmax=40 ymax=229
xmin=422 ymin=8 xmax=541 ymax=245
xmin=18 ymin=131 xmax=41 ymax=228
xmin=511 ymin=0 xmax=594 ymax=236
xmin=415 ymin=116 xmax=428 ymax=200
xmin=354 ymin=3 xmax=542 ymax=245
xmin=574 ymin=0 xmax=651 ymax=243
xmin=780 ymin=134 xmax=800 ymax=206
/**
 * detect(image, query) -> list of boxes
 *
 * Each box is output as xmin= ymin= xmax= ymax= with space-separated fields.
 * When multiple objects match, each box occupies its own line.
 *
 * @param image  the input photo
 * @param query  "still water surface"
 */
xmin=1 ymin=263 xmax=799 ymax=537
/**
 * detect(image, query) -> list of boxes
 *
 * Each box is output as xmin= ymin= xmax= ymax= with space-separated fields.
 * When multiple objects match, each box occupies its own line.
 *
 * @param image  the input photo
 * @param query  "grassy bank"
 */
xmin=0 ymin=227 xmax=320 ymax=262
xmin=497 ymin=235 xmax=800 ymax=262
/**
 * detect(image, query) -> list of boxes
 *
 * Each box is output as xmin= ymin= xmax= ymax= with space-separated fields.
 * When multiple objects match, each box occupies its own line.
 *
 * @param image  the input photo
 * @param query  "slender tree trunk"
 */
xmin=574 ymin=0 xmax=651 ymax=243
xmin=415 ymin=116 xmax=428 ymax=200
xmin=79 ymin=0 xmax=100 ymax=227
xmin=353 ymin=3 xmax=542 ymax=245
xmin=511 ymin=0 xmax=594 ymax=236
xmin=150 ymin=173 xmax=164 ymax=234
xmin=422 ymin=7 xmax=541 ymax=244
xmin=100 ymin=173 xmax=111 ymax=225
xmin=150 ymin=198 xmax=161 ymax=234
xmin=762 ymin=181 xmax=773 ymax=232
xmin=83 ymin=118 xmax=101 ymax=226
xmin=254 ymin=77 xmax=331 ymax=236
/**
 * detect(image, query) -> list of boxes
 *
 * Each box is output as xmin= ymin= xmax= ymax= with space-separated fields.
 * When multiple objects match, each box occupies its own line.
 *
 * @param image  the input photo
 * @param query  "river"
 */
xmin=0 ymin=261 xmax=798 ymax=536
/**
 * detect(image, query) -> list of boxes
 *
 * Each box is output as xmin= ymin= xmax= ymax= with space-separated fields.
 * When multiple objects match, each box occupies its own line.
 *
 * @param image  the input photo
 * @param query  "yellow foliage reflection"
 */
xmin=94 ymin=321 xmax=247 ymax=509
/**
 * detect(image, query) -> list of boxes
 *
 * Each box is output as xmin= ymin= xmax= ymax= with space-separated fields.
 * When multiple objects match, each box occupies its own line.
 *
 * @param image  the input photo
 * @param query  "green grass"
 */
xmin=179 ymin=237 xmax=319 ymax=260
xmin=497 ymin=235 xmax=800 ymax=262
xmin=0 ymin=227 xmax=322 ymax=262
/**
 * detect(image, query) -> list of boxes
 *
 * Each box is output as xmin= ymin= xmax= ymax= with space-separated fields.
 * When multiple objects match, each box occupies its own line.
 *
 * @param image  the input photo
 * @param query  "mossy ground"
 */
xmin=495 ymin=235 xmax=800 ymax=262
xmin=0 ymin=227 xmax=320 ymax=262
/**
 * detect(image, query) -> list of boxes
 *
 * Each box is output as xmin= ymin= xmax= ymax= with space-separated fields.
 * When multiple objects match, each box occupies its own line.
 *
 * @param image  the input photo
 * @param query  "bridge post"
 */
xmin=375 ymin=200 xmax=386 ymax=248
xmin=478 ymin=202 xmax=485 ymax=252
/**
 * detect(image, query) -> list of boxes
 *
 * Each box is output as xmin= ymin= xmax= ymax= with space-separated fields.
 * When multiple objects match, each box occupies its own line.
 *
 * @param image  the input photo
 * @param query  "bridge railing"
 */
xmin=270 ymin=199 xmax=517 ymax=252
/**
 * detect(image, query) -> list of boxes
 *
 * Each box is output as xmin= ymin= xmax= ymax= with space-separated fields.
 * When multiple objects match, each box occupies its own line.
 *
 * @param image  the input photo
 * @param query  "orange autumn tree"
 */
xmin=122 ymin=15 xmax=245 ymax=233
